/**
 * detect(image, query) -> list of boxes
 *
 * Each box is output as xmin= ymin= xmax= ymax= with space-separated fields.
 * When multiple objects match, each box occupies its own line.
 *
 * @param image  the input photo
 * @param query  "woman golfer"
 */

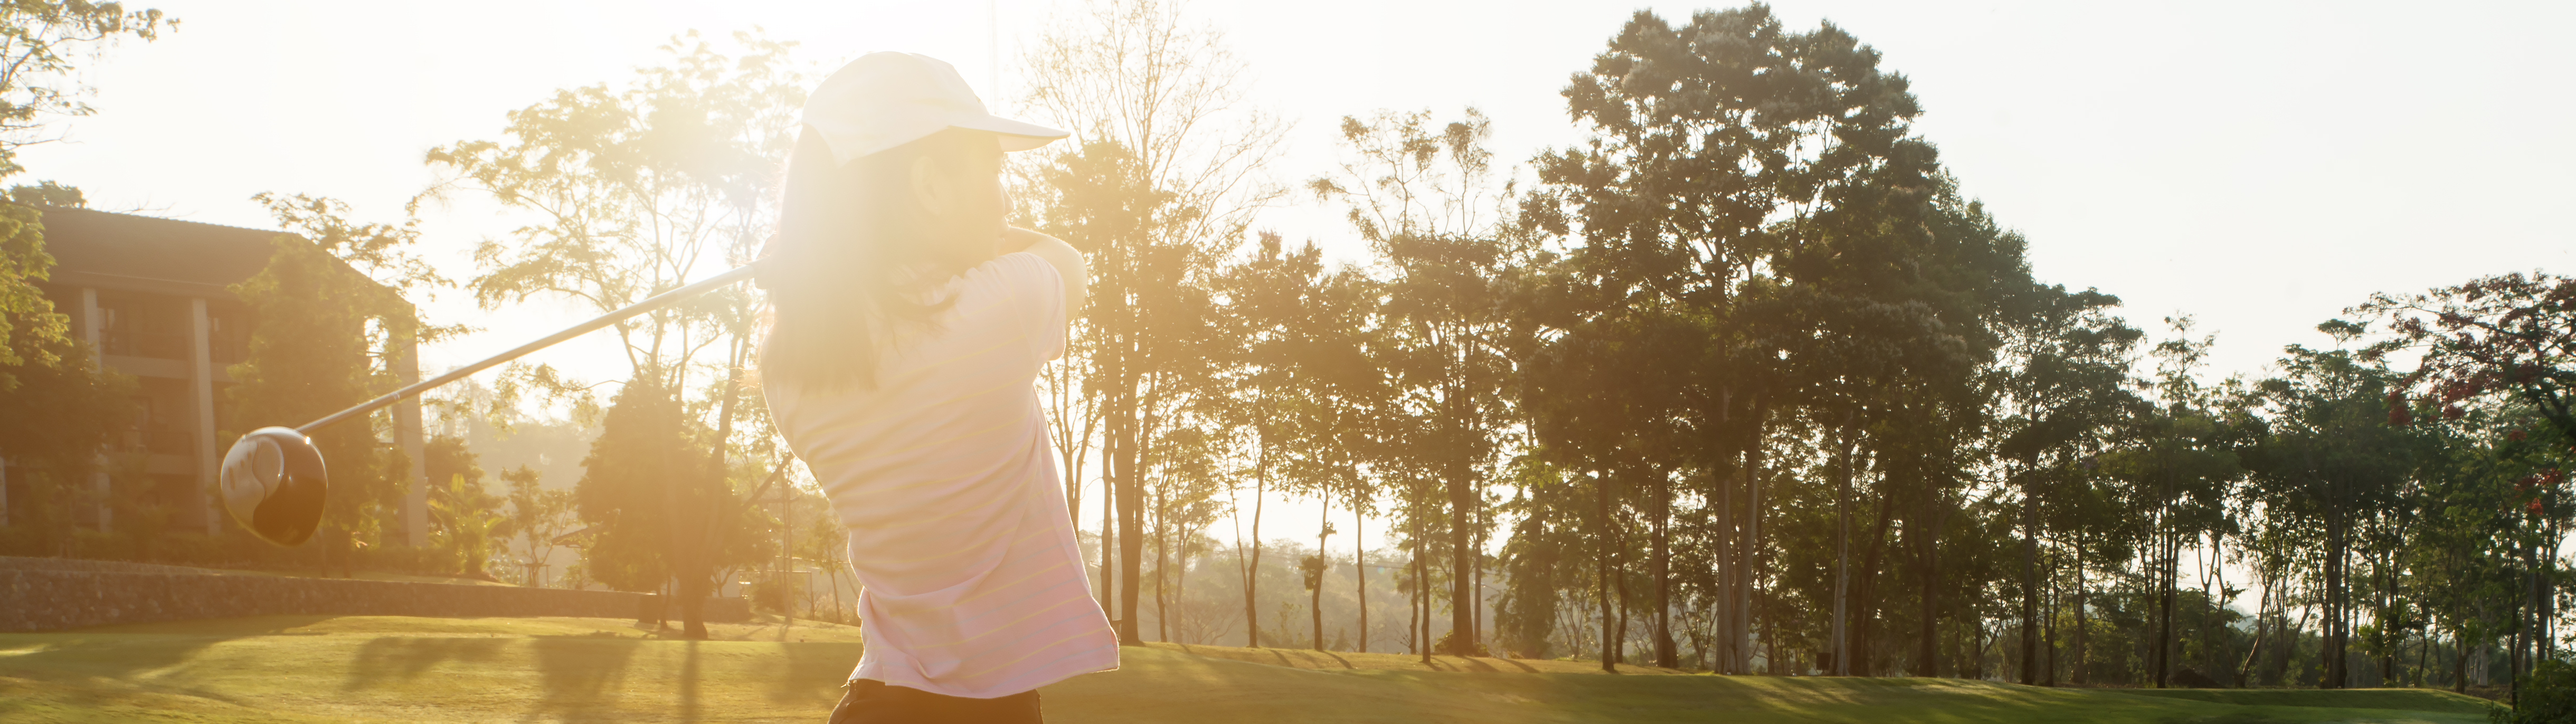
xmin=760 ymin=52 xmax=1114 ymax=723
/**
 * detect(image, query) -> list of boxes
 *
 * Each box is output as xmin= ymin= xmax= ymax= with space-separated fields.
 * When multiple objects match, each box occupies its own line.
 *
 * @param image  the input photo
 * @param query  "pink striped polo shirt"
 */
xmin=765 ymin=251 xmax=1117 ymax=698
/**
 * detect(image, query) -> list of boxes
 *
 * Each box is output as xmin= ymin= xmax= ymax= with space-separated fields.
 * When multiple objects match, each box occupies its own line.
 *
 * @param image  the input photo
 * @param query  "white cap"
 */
xmin=801 ymin=52 xmax=1069 ymax=165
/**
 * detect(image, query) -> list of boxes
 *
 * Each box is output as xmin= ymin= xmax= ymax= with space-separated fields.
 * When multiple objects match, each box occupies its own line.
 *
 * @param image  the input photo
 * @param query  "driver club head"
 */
xmin=218 ymin=426 xmax=329 ymax=546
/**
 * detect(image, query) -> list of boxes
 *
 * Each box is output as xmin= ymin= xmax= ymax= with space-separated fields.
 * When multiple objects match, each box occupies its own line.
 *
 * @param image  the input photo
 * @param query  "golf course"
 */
xmin=0 ymin=615 xmax=2502 ymax=723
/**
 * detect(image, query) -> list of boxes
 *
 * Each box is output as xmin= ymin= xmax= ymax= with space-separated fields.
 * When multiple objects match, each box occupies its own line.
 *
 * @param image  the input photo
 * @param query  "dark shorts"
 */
xmin=827 ymin=679 xmax=1043 ymax=724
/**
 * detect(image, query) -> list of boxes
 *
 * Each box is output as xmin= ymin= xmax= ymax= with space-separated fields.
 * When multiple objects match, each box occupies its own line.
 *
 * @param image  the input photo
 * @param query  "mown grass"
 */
xmin=0 ymin=615 xmax=2502 ymax=723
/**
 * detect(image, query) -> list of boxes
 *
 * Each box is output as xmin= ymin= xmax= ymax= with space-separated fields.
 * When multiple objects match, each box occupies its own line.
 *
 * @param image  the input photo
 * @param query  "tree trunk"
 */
xmin=2019 ymin=471 xmax=2039 ymax=685
xmin=1831 ymin=416 xmax=1857 ymax=676
xmin=1416 ymin=513 xmax=1431 ymax=664
xmin=1616 ymin=539 xmax=1631 ymax=666
xmin=1412 ymin=523 xmax=1432 ymax=654
xmin=2044 ymin=560 xmax=2059 ymax=687
xmin=2534 ymin=538 xmax=2550 ymax=691
xmin=2322 ymin=516 xmax=2345 ymax=689
xmin=1313 ymin=490 xmax=1329 ymax=651
xmin=1114 ymin=367 xmax=1144 ymax=646
xmin=2414 ymin=612 xmax=2430 ymax=687
xmin=1853 ymin=483 xmax=1897 ymax=676
xmin=681 ymin=337 xmax=750 ymax=641
xmin=1711 ymin=386 xmax=1736 ymax=673
xmin=2071 ymin=537 xmax=2089 ymax=684
xmin=1154 ymin=483 xmax=1170 ymax=643
xmin=2154 ymin=525 xmax=2175 ymax=688
xmin=1100 ymin=423 xmax=1116 ymax=622
xmin=1245 ymin=455 xmax=1264 ymax=647
xmin=1598 ymin=468 xmax=1616 ymax=672
xmin=1447 ymin=437 xmax=1476 ymax=656
xmin=1920 ymin=489 xmax=1947 ymax=678
xmin=1738 ymin=392 xmax=1767 ymax=675
xmin=829 ymin=555 xmax=847 ymax=624
xmin=2453 ymin=625 xmax=2468 ymax=694
xmin=1356 ymin=504 xmax=1367 ymax=653
xmin=1474 ymin=521 xmax=1486 ymax=656
xmin=2276 ymin=600 xmax=2308 ymax=687
xmin=1716 ymin=462 xmax=1735 ymax=672
xmin=1764 ymin=603 xmax=1779 ymax=674
xmin=2237 ymin=581 xmax=2270 ymax=686
xmin=1653 ymin=468 xmax=1675 ymax=669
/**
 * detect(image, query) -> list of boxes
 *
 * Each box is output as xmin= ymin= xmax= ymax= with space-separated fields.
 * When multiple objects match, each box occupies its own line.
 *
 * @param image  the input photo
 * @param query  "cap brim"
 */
xmin=951 ymin=112 xmax=1070 ymax=152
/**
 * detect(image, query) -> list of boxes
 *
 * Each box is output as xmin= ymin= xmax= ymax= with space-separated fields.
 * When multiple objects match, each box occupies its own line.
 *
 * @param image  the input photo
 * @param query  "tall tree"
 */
xmin=226 ymin=194 xmax=450 ymax=568
xmin=2361 ymin=272 xmax=2576 ymax=451
xmin=1312 ymin=107 xmax=1522 ymax=656
xmin=1984 ymin=286 xmax=2143 ymax=683
xmin=0 ymin=4 xmax=166 ymax=548
xmin=500 ymin=465 xmax=573 ymax=586
xmin=0 ymin=0 xmax=168 ymax=183
xmin=2100 ymin=319 xmax=2243 ymax=688
xmin=1019 ymin=0 xmax=1285 ymax=644
xmin=2243 ymin=328 xmax=2413 ymax=689
xmin=1526 ymin=5 xmax=1942 ymax=671
xmin=0 ymin=186 xmax=129 ymax=554
xmin=573 ymin=375 xmax=699 ymax=594
xmin=1211 ymin=233 xmax=1314 ymax=647
xmin=425 ymin=30 xmax=800 ymax=637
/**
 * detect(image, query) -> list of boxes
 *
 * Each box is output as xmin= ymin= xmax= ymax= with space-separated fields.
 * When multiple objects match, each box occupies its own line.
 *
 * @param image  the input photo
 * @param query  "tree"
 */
xmin=1985 ymin=286 xmax=2143 ymax=683
xmin=573 ymin=375 xmax=698 ymax=594
xmin=1272 ymin=266 xmax=1384 ymax=652
xmin=1019 ymin=0 xmax=1285 ymax=645
xmin=226 ymin=194 xmax=446 ymax=568
xmin=2355 ymin=272 xmax=2576 ymax=697
xmin=0 ymin=0 xmax=144 ymax=547
xmin=1210 ymin=233 xmax=1331 ymax=648
xmin=501 ymin=465 xmax=573 ymax=587
xmin=0 ymin=203 xmax=130 ymax=553
xmin=0 ymin=191 xmax=60 ymax=384
xmin=2105 ymin=319 xmax=2243 ymax=688
xmin=1525 ymin=5 xmax=1945 ymax=672
xmin=1313 ymin=107 xmax=1523 ymax=658
xmin=2242 ymin=329 xmax=2415 ymax=689
xmin=0 ymin=6 xmax=168 ymax=382
xmin=0 ymin=1 xmax=170 ymax=180
xmin=420 ymin=435 xmax=501 ymax=578
xmin=427 ymin=30 xmax=799 ymax=637
xmin=428 ymin=470 xmax=509 ymax=581
xmin=2361 ymin=272 xmax=2576 ymax=450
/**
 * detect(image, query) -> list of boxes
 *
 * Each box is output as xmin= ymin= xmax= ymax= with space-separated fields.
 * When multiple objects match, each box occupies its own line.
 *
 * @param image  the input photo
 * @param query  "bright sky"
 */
xmin=23 ymin=0 xmax=2573 ymax=571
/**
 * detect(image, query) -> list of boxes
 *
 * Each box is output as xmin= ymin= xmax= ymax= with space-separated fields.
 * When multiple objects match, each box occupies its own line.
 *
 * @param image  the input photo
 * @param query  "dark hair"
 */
xmin=759 ymin=127 xmax=984 ymax=392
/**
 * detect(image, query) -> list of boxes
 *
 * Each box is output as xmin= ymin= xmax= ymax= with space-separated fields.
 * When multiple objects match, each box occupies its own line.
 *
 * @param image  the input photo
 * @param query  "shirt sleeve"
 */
xmin=993 ymin=252 xmax=1066 ymax=363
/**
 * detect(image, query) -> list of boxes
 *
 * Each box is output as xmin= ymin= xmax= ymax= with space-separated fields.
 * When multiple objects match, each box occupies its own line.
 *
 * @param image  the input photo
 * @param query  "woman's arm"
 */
xmin=1000 ymin=226 xmax=1088 ymax=313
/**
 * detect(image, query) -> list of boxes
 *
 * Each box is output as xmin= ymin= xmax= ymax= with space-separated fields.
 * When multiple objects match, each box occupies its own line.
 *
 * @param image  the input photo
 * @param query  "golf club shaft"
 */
xmin=296 ymin=261 xmax=766 ymax=434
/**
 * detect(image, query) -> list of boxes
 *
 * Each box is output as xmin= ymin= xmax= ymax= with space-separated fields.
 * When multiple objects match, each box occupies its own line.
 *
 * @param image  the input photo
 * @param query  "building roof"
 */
xmin=34 ymin=207 xmax=354 ymax=299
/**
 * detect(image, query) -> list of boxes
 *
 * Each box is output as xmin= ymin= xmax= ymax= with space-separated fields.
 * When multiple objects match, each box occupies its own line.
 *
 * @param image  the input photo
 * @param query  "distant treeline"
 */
xmin=1025 ymin=4 xmax=2576 ymax=700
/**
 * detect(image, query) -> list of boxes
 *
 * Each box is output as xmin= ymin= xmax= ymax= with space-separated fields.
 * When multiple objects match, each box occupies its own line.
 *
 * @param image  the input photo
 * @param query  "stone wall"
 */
xmin=0 ymin=556 xmax=750 ymax=632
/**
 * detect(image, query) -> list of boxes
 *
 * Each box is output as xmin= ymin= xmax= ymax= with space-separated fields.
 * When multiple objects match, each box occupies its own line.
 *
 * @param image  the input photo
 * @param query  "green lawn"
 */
xmin=0 ymin=615 xmax=2501 ymax=723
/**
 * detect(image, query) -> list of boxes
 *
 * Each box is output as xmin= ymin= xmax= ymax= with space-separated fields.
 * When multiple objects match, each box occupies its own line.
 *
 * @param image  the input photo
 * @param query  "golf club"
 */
xmin=217 ymin=261 xmax=767 ymax=546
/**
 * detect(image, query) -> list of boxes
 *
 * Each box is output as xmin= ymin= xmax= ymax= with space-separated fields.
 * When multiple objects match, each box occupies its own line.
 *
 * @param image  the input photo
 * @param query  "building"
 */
xmin=6 ymin=207 xmax=429 ymax=545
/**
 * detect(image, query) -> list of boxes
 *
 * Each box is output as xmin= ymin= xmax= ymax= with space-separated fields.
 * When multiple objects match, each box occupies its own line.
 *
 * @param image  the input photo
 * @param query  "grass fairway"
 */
xmin=0 ymin=615 xmax=2498 ymax=723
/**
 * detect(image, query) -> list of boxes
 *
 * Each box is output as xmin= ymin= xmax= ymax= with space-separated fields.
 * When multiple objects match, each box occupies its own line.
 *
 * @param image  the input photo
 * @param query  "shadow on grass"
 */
xmin=1423 ymin=656 xmax=1532 ymax=674
xmin=341 ymin=637 xmax=509 ymax=692
xmin=527 ymin=637 xmax=642 ymax=721
xmin=1255 ymin=648 xmax=1358 ymax=669
xmin=0 ymin=614 xmax=336 ymax=711
xmin=2117 ymin=687 xmax=2500 ymax=715
xmin=328 ymin=628 xmax=659 ymax=721
xmin=767 ymin=641 xmax=866 ymax=704
xmin=681 ymin=642 xmax=700 ymax=722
